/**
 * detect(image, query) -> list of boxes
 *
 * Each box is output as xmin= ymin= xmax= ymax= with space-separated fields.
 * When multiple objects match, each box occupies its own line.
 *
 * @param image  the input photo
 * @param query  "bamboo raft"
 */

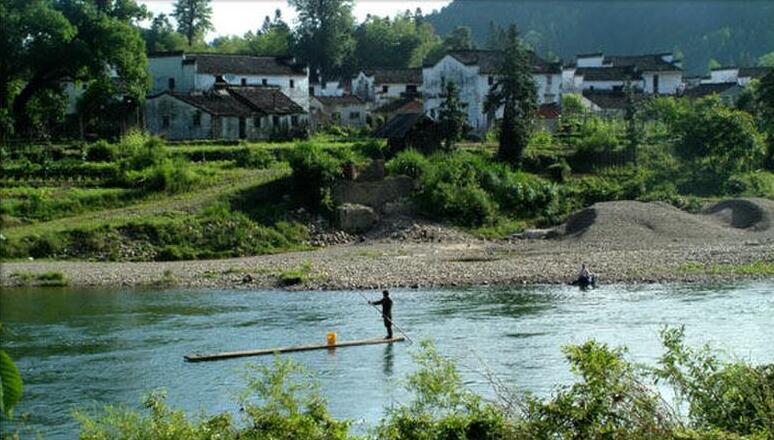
xmin=184 ymin=336 xmax=406 ymax=362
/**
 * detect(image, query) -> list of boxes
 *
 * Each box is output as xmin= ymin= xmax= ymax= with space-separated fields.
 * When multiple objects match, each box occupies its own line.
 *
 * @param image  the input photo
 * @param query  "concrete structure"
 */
xmin=145 ymin=85 xmax=307 ymax=141
xmin=352 ymin=68 xmax=422 ymax=106
xmin=422 ymin=50 xmax=561 ymax=134
xmin=564 ymin=52 xmax=683 ymax=95
xmin=147 ymin=52 xmax=310 ymax=111
xmin=310 ymin=95 xmax=368 ymax=129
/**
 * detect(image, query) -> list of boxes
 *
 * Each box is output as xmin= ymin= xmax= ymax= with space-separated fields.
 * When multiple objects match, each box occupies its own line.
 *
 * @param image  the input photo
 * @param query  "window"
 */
xmin=406 ymin=85 xmax=417 ymax=94
xmin=547 ymin=75 xmax=553 ymax=86
xmin=262 ymin=79 xmax=268 ymax=86
xmin=290 ymin=79 xmax=295 ymax=89
xmin=653 ymin=74 xmax=660 ymax=94
xmin=162 ymin=115 xmax=170 ymax=128
xmin=382 ymin=85 xmax=389 ymax=93
xmin=488 ymin=76 xmax=494 ymax=86
xmin=291 ymin=115 xmax=299 ymax=127
xmin=193 ymin=111 xmax=201 ymax=127
xmin=349 ymin=111 xmax=360 ymax=120
xmin=272 ymin=115 xmax=280 ymax=127
xmin=254 ymin=116 xmax=261 ymax=128
xmin=168 ymin=78 xmax=175 ymax=90
xmin=309 ymin=86 xmax=315 ymax=95
xmin=241 ymin=78 xmax=247 ymax=86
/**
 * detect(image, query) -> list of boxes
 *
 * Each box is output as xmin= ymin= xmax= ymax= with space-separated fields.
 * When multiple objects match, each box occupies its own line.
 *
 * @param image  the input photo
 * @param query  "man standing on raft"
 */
xmin=369 ymin=290 xmax=393 ymax=339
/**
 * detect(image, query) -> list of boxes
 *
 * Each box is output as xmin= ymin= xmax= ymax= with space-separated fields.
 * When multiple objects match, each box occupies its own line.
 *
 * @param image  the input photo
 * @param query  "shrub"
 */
xmin=287 ymin=143 xmax=344 ymax=210
xmin=236 ymin=147 xmax=276 ymax=169
xmin=726 ymin=171 xmax=774 ymax=197
xmin=353 ymin=139 xmax=387 ymax=160
xmin=85 ymin=140 xmax=116 ymax=162
xmin=386 ymin=149 xmax=430 ymax=179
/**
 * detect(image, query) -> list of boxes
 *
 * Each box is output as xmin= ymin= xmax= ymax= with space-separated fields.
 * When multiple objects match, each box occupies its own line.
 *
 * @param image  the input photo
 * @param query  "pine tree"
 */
xmin=172 ymin=0 xmax=213 ymax=46
xmin=485 ymin=25 xmax=537 ymax=166
xmin=437 ymin=82 xmax=468 ymax=151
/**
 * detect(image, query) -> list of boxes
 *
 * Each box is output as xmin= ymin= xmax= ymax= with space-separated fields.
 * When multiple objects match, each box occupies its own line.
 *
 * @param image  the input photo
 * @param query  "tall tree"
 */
xmin=485 ymin=25 xmax=537 ymax=166
xmin=289 ymin=0 xmax=355 ymax=81
xmin=758 ymin=71 xmax=774 ymax=169
xmin=443 ymin=26 xmax=475 ymax=51
xmin=437 ymin=82 xmax=468 ymax=151
xmin=171 ymin=0 xmax=213 ymax=46
xmin=143 ymin=13 xmax=187 ymax=53
xmin=1 ymin=0 xmax=149 ymax=136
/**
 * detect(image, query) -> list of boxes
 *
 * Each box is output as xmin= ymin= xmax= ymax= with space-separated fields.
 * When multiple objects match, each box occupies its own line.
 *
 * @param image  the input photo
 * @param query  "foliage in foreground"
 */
xmin=71 ymin=328 xmax=774 ymax=440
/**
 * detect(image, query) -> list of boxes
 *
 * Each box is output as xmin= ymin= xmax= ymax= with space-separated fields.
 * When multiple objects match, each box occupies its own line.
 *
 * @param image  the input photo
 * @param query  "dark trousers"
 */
xmin=384 ymin=318 xmax=393 ymax=338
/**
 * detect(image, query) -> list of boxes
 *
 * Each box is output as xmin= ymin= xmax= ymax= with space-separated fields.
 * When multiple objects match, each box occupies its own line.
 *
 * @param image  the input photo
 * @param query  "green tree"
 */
xmin=0 ymin=324 xmax=23 ymax=420
xmin=437 ymin=82 xmax=468 ymax=151
xmin=443 ymin=25 xmax=474 ymax=51
xmin=244 ymin=10 xmax=291 ymax=57
xmin=757 ymin=70 xmax=774 ymax=169
xmin=1 ymin=0 xmax=149 ymax=136
xmin=485 ymin=25 xmax=537 ymax=166
xmin=759 ymin=52 xmax=774 ymax=67
xmin=290 ymin=0 xmax=355 ymax=81
xmin=142 ymin=13 xmax=187 ymax=53
xmin=171 ymin=0 xmax=213 ymax=46
xmin=353 ymin=12 xmax=440 ymax=69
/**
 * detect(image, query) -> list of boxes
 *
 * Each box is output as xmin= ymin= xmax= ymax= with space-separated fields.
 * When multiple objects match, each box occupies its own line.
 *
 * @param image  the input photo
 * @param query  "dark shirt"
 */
xmin=372 ymin=297 xmax=393 ymax=319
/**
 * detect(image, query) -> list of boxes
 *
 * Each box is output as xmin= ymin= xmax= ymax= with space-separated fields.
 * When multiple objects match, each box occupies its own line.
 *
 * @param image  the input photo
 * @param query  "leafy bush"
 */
xmin=386 ymin=149 xmax=430 ymax=179
xmin=726 ymin=172 xmax=774 ymax=197
xmin=85 ymin=140 xmax=116 ymax=162
xmin=287 ymin=142 xmax=344 ymax=210
xmin=236 ymin=146 xmax=276 ymax=169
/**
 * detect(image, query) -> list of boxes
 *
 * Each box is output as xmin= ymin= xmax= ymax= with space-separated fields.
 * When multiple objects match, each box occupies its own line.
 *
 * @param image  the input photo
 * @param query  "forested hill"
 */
xmin=425 ymin=0 xmax=774 ymax=73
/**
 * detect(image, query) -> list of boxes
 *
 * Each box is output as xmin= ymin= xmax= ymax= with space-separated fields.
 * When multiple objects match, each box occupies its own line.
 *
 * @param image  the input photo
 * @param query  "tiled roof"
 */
xmin=188 ymin=54 xmax=306 ymax=76
xmin=314 ymin=95 xmax=364 ymax=106
xmin=582 ymin=90 xmax=646 ymax=110
xmin=163 ymin=87 xmax=305 ymax=116
xmin=363 ymin=68 xmax=422 ymax=84
xmin=170 ymin=91 xmax=254 ymax=116
xmin=576 ymin=66 xmax=638 ymax=81
xmin=604 ymin=54 xmax=681 ymax=72
xmin=428 ymin=50 xmax=561 ymax=74
xmin=739 ymin=67 xmax=773 ymax=79
xmin=683 ymin=82 xmax=740 ymax=99
xmin=374 ymin=113 xmax=428 ymax=139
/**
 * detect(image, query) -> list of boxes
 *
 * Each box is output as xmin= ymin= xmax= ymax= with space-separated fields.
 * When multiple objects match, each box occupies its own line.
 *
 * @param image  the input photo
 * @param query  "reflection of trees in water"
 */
xmin=383 ymin=344 xmax=394 ymax=376
xmin=426 ymin=288 xmax=562 ymax=320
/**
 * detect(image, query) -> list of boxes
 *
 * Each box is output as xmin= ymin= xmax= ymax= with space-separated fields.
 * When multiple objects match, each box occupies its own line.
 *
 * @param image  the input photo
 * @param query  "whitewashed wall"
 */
xmin=144 ymin=94 xmax=213 ymax=140
xmin=196 ymin=73 xmax=309 ymax=111
xmin=148 ymin=55 xmax=195 ymax=94
xmin=641 ymin=71 xmax=682 ymax=94
xmin=704 ymin=68 xmax=739 ymax=84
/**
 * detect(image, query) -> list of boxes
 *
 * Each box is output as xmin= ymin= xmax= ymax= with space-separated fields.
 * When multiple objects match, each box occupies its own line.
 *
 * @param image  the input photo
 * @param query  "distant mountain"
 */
xmin=425 ymin=0 xmax=774 ymax=73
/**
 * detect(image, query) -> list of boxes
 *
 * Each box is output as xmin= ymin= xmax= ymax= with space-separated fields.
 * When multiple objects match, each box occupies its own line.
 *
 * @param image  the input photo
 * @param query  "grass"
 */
xmin=278 ymin=261 xmax=316 ymax=286
xmin=469 ymin=218 xmax=529 ymax=239
xmin=677 ymin=261 xmax=774 ymax=276
xmin=10 ymin=271 xmax=69 ymax=287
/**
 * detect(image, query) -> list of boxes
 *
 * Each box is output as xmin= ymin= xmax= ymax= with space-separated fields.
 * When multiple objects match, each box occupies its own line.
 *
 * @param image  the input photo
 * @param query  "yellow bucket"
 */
xmin=326 ymin=332 xmax=337 ymax=346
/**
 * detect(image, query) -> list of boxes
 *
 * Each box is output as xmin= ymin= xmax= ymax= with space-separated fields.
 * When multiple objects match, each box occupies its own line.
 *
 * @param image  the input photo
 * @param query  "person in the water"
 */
xmin=369 ymin=290 xmax=393 ymax=339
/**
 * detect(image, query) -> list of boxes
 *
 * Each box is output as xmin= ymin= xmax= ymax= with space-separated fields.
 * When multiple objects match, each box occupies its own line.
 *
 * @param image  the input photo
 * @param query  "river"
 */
xmin=1 ymin=282 xmax=772 ymax=438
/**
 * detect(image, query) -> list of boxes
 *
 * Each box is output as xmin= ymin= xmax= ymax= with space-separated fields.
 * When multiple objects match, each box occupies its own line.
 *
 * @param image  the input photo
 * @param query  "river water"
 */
xmin=1 ymin=282 xmax=772 ymax=438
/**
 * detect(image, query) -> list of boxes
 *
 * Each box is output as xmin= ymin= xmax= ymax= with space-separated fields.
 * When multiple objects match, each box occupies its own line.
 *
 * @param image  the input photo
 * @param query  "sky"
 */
xmin=139 ymin=0 xmax=452 ymax=39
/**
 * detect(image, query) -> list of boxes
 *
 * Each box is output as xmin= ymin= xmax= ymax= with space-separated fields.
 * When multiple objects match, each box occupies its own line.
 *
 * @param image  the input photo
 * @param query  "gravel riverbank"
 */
xmin=3 ymin=199 xmax=773 ymax=290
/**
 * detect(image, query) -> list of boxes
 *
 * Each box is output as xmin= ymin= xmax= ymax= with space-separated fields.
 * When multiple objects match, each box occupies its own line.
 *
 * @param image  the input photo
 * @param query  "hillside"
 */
xmin=426 ymin=0 xmax=774 ymax=73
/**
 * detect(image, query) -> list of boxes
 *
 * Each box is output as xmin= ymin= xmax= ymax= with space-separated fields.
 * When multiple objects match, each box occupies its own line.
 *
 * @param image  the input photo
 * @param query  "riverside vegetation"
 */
xmin=66 ymin=327 xmax=774 ymax=439
xmin=2 ymin=92 xmax=774 ymax=263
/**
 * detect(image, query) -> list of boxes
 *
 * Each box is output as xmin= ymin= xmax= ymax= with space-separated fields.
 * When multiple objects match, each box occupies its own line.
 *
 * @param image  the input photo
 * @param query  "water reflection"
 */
xmin=383 ymin=344 xmax=394 ymax=376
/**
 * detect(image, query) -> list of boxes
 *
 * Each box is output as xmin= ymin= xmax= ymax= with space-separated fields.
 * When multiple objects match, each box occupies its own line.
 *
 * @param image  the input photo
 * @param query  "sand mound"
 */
xmin=705 ymin=198 xmax=772 ymax=231
xmin=556 ymin=199 xmax=774 ymax=248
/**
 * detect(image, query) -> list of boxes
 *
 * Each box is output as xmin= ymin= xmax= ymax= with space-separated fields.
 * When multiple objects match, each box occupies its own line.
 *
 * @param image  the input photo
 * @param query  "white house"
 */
xmin=352 ymin=68 xmax=422 ymax=106
xmin=422 ymin=50 xmax=562 ymax=134
xmin=701 ymin=66 xmax=772 ymax=86
xmin=147 ymin=52 xmax=310 ymax=111
xmin=144 ymin=85 xmax=307 ymax=141
xmin=566 ymin=52 xmax=683 ymax=95
xmin=310 ymin=95 xmax=368 ymax=129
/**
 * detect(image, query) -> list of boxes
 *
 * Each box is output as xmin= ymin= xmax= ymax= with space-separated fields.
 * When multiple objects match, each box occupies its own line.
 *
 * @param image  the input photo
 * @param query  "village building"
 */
xmin=147 ymin=52 xmax=310 ymax=111
xmin=700 ymin=66 xmax=772 ymax=86
xmin=683 ymin=82 xmax=743 ymax=104
xmin=144 ymin=85 xmax=307 ymax=141
xmin=580 ymin=89 xmax=647 ymax=118
xmin=310 ymin=95 xmax=368 ymax=129
xmin=309 ymin=77 xmax=350 ymax=97
xmin=421 ymin=50 xmax=562 ymax=135
xmin=563 ymin=52 xmax=683 ymax=95
xmin=352 ymin=68 xmax=423 ymax=106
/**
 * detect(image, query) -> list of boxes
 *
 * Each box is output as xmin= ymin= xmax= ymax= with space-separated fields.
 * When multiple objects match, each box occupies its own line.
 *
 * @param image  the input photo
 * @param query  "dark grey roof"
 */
xmin=582 ymin=90 xmax=646 ymax=110
xmin=739 ymin=67 xmax=773 ymax=79
xmin=576 ymin=66 xmax=638 ymax=81
xmin=604 ymin=54 xmax=681 ymax=72
xmin=169 ymin=91 xmax=254 ymax=116
xmin=683 ymin=82 xmax=740 ymax=99
xmin=228 ymin=87 xmax=305 ymax=115
xmin=428 ymin=50 xmax=560 ymax=74
xmin=364 ymin=68 xmax=422 ymax=84
xmin=375 ymin=113 xmax=428 ymax=139
xmin=162 ymin=87 xmax=305 ymax=116
xmin=314 ymin=95 xmax=364 ymax=106
xmin=188 ymin=54 xmax=306 ymax=76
